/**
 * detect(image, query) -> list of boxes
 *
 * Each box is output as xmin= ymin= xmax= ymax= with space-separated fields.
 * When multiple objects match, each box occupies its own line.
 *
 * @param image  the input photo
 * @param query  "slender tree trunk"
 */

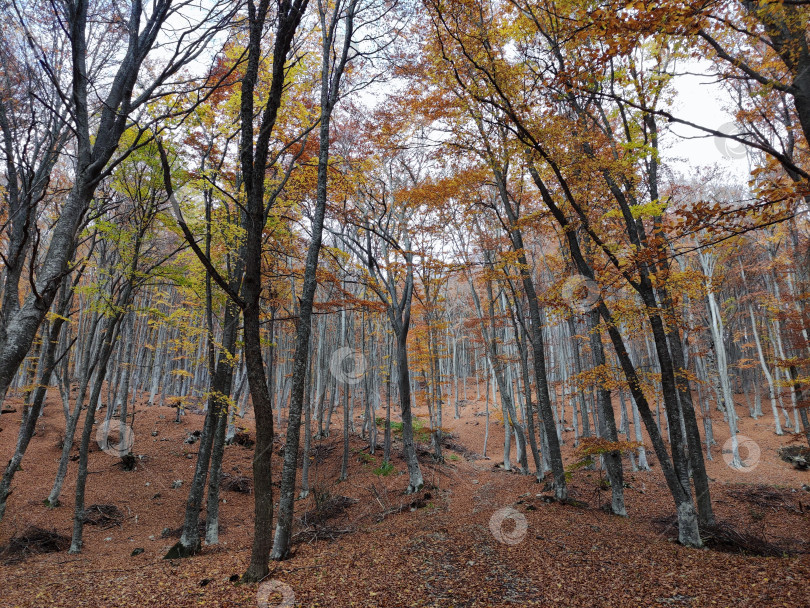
xmin=492 ymin=173 xmax=566 ymax=498
xmin=268 ymin=0 xmax=353 ymax=560
xmin=384 ymin=335 xmax=392 ymax=464
xmin=516 ymin=323 xmax=543 ymax=478
xmin=204 ymin=400 xmax=230 ymax=546
xmin=69 ymin=303 xmax=127 ymax=553
xmin=46 ymin=310 xmax=104 ymax=507
xmin=587 ymin=309 xmax=625 ymax=516
xmin=300 ymin=344 xmax=313 ymax=498
xmin=340 ymin=306 xmax=351 ymax=481
xmin=0 ymin=279 xmax=73 ymax=521
xmin=166 ymin=303 xmax=240 ymax=558
xmin=396 ymin=327 xmax=424 ymax=493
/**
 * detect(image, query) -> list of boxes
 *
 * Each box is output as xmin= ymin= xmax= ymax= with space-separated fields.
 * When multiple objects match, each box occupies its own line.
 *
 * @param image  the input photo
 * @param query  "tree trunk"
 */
xmin=0 ymin=279 xmax=73 ymax=521
xmin=396 ymin=328 xmax=424 ymax=493
xmin=587 ymin=309 xmax=625 ymax=516
xmin=166 ymin=304 xmax=240 ymax=557
xmin=69 ymin=308 xmax=126 ymax=553
xmin=493 ymin=171 xmax=567 ymax=498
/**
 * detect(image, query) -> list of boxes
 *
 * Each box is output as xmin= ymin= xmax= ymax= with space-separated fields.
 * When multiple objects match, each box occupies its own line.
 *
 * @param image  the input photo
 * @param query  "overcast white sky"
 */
xmin=662 ymin=68 xmax=752 ymax=184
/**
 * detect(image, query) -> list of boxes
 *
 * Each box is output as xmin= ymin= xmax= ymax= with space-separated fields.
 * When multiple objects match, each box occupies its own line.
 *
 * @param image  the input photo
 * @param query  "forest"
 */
xmin=0 ymin=0 xmax=809 ymax=606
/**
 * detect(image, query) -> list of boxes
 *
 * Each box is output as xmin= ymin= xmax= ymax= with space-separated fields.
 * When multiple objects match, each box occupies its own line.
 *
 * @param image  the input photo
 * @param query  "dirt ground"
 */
xmin=0 ymin=384 xmax=808 ymax=607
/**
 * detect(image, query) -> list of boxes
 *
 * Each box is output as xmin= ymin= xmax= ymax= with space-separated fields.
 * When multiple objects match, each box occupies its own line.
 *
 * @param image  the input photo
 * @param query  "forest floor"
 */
xmin=0 ymin=388 xmax=809 ymax=607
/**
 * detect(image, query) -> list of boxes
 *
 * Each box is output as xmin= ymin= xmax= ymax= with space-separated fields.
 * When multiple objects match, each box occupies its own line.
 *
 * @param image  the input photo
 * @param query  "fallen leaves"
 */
xmin=0 ymin=398 xmax=808 ymax=607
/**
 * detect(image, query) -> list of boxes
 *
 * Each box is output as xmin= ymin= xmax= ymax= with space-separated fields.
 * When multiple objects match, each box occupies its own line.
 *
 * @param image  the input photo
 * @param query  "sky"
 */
xmin=662 ymin=68 xmax=752 ymax=184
